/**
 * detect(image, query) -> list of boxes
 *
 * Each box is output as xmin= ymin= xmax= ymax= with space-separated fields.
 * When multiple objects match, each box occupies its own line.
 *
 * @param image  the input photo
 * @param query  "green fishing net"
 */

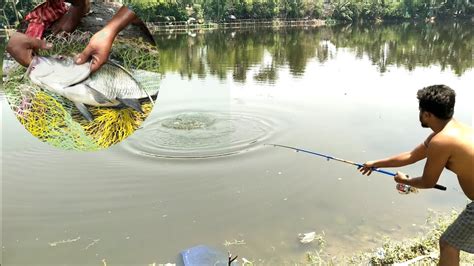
xmin=2 ymin=31 xmax=161 ymax=151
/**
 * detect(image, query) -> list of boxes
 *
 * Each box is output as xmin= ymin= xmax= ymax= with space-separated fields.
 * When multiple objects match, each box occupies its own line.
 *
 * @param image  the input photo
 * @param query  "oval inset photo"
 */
xmin=2 ymin=1 xmax=159 ymax=151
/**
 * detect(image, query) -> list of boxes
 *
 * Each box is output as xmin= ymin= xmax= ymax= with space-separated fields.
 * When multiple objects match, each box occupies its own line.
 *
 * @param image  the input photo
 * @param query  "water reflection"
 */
xmin=1 ymin=24 xmax=472 ymax=265
xmin=154 ymin=21 xmax=473 ymax=81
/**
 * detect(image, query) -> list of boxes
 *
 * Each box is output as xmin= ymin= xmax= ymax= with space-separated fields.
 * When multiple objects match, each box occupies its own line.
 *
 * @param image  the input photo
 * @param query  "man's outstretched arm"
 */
xmin=359 ymin=143 xmax=428 ymax=176
xmin=395 ymin=138 xmax=449 ymax=188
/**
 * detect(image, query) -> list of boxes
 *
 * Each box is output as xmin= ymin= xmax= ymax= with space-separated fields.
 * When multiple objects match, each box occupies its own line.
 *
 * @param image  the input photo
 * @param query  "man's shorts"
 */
xmin=440 ymin=201 xmax=474 ymax=253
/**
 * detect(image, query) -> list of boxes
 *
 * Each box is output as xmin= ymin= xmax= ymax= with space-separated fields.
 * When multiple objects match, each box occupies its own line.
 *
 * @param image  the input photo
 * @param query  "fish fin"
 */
xmin=85 ymin=85 xmax=113 ymax=104
xmin=74 ymin=102 xmax=94 ymax=122
xmin=117 ymin=98 xmax=144 ymax=113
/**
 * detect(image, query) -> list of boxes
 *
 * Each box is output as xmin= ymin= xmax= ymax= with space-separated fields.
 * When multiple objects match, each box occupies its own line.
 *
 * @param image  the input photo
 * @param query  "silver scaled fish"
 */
xmin=27 ymin=55 xmax=156 ymax=121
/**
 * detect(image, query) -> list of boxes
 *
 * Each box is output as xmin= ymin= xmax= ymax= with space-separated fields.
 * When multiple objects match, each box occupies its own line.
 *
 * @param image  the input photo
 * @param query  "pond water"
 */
xmin=1 ymin=22 xmax=473 ymax=265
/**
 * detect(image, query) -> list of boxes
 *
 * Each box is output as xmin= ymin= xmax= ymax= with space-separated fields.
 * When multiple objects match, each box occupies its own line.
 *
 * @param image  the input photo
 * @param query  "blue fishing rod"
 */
xmin=266 ymin=144 xmax=447 ymax=191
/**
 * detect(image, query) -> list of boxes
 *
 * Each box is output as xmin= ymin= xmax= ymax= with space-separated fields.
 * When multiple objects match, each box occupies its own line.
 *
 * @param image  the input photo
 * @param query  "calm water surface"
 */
xmin=1 ymin=22 xmax=473 ymax=265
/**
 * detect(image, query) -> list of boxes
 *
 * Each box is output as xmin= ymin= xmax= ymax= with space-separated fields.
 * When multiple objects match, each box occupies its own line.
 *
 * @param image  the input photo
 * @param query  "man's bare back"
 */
xmin=359 ymin=85 xmax=474 ymax=262
xmin=434 ymin=119 xmax=474 ymax=200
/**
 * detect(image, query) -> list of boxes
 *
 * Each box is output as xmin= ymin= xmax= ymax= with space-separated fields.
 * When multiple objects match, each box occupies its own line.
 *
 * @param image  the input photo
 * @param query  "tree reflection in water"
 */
xmin=153 ymin=21 xmax=472 ymax=83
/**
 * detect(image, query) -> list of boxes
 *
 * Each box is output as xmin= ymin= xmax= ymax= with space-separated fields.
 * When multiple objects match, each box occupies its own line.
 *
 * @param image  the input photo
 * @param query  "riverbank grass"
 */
xmin=305 ymin=208 xmax=474 ymax=264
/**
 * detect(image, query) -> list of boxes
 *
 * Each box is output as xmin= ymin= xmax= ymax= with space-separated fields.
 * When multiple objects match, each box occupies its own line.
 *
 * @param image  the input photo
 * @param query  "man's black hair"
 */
xmin=417 ymin=84 xmax=455 ymax=120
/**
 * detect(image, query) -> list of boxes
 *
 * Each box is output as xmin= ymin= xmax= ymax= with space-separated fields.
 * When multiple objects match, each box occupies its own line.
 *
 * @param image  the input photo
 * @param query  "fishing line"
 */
xmin=266 ymin=144 xmax=447 ymax=191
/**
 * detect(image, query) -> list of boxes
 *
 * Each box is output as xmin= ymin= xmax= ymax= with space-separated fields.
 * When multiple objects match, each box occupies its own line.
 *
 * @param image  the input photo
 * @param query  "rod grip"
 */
xmin=371 ymin=168 xmax=447 ymax=191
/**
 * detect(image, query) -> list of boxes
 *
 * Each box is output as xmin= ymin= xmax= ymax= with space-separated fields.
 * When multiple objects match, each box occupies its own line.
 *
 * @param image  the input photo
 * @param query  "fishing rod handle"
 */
xmin=371 ymin=168 xmax=447 ymax=191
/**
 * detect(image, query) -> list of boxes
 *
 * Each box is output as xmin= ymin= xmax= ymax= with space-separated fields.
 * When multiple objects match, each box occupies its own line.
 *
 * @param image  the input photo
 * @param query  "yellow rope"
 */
xmin=81 ymin=103 xmax=153 ymax=148
xmin=18 ymin=91 xmax=99 ymax=150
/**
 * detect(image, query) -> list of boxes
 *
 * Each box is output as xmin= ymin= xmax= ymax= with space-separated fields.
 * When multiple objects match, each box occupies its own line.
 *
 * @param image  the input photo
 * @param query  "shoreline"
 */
xmin=144 ymin=17 xmax=472 ymax=34
xmin=146 ymin=18 xmax=326 ymax=34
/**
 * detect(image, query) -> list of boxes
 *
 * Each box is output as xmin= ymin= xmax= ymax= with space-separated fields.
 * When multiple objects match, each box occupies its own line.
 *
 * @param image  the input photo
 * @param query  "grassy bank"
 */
xmin=301 ymin=208 xmax=474 ymax=265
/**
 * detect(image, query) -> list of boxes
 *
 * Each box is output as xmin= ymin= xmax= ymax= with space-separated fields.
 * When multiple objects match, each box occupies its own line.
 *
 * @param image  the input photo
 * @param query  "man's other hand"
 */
xmin=6 ymin=32 xmax=53 ymax=67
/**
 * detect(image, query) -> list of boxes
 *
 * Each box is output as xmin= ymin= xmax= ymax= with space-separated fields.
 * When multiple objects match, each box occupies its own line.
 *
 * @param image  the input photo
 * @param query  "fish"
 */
xmin=26 ymin=55 xmax=157 ymax=121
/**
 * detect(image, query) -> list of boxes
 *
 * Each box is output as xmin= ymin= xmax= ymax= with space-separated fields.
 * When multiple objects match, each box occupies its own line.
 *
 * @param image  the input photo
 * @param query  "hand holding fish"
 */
xmin=6 ymin=32 xmax=53 ymax=67
xmin=75 ymin=28 xmax=114 ymax=73
xmin=75 ymin=6 xmax=137 ymax=73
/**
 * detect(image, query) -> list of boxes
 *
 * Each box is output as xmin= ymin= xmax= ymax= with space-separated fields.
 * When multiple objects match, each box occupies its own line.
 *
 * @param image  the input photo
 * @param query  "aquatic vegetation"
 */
xmin=223 ymin=239 xmax=246 ymax=247
xmin=48 ymin=236 xmax=81 ymax=247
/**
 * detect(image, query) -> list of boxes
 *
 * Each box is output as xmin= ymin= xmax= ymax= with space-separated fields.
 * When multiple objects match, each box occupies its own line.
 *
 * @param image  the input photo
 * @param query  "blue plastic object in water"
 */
xmin=181 ymin=245 xmax=238 ymax=266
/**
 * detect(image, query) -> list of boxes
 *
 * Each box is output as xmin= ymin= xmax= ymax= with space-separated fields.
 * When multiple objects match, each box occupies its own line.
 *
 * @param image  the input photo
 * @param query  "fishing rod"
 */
xmin=266 ymin=144 xmax=447 ymax=191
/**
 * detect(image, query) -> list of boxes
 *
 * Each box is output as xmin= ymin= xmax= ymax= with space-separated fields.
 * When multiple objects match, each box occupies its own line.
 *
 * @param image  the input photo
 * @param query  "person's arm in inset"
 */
xmin=51 ymin=0 xmax=90 ymax=34
xmin=75 ymin=6 xmax=137 ymax=73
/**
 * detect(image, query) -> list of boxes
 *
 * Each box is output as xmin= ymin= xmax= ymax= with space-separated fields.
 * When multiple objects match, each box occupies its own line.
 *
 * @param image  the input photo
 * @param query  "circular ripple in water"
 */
xmin=123 ymin=111 xmax=275 ymax=159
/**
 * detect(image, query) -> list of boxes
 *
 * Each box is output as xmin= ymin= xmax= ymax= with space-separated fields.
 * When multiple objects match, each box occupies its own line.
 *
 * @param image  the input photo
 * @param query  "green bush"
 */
xmin=1 ymin=0 xmax=40 ymax=28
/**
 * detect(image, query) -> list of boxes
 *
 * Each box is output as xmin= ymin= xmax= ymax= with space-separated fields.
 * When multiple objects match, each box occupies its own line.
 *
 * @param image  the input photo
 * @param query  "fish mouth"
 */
xmin=25 ymin=56 xmax=39 ymax=78
xmin=25 ymin=56 xmax=51 ymax=77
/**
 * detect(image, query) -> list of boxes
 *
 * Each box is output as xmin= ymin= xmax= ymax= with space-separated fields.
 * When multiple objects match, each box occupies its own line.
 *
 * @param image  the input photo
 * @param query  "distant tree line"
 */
xmin=125 ymin=0 xmax=473 ymax=22
xmin=1 ymin=0 xmax=473 ymax=27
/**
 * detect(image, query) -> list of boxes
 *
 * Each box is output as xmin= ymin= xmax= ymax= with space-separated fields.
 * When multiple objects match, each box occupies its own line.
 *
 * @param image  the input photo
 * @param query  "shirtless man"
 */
xmin=358 ymin=84 xmax=473 ymax=265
